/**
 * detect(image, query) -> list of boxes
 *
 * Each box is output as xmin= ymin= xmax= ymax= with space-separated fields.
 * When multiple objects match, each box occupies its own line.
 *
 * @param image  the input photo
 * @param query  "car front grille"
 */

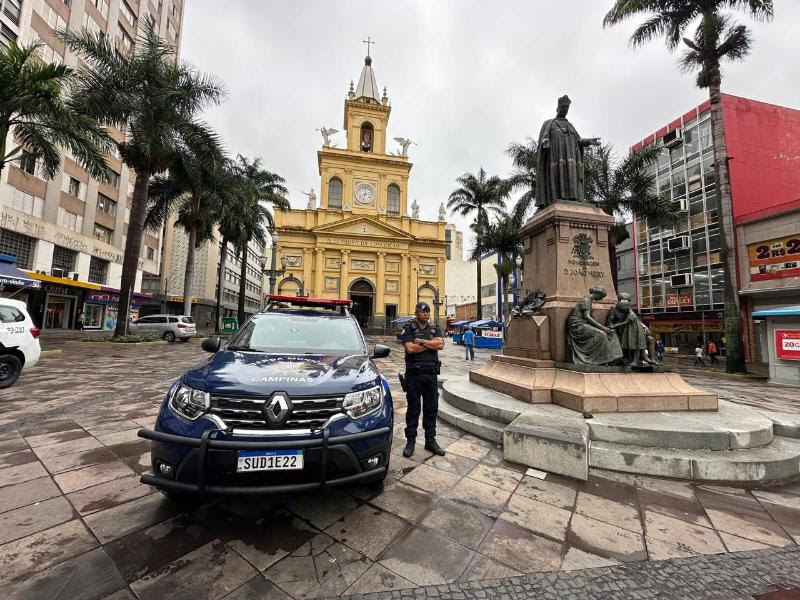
xmin=209 ymin=394 xmax=344 ymax=430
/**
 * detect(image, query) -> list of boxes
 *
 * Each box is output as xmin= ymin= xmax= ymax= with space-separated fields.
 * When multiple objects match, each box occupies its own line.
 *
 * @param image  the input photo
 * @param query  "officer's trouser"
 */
xmin=404 ymin=372 xmax=438 ymax=442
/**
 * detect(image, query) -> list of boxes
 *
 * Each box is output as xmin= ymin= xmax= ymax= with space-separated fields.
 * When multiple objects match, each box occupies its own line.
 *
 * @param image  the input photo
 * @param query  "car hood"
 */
xmin=183 ymin=351 xmax=381 ymax=396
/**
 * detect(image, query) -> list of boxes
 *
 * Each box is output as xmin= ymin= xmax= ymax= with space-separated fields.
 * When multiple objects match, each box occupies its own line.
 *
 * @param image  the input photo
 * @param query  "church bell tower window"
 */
xmin=387 ymin=184 xmax=400 ymax=215
xmin=328 ymin=177 xmax=343 ymax=209
xmin=360 ymin=122 xmax=374 ymax=153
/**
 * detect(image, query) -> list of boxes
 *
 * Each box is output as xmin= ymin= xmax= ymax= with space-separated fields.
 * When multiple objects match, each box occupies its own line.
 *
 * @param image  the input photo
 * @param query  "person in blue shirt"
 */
xmin=463 ymin=327 xmax=476 ymax=360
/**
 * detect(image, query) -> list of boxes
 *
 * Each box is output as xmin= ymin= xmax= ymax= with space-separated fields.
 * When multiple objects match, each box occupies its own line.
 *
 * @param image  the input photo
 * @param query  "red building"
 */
xmin=628 ymin=95 xmax=800 ymax=356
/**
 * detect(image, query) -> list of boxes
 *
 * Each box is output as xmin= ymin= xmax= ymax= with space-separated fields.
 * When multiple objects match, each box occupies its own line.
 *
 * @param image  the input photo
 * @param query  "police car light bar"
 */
xmin=267 ymin=295 xmax=353 ymax=308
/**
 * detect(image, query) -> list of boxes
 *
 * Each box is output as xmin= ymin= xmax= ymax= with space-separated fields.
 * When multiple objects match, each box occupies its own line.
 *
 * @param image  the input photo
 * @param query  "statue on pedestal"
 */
xmin=411 ymin=199 xmax=419 ymax=219
xmin=302 ymin=189 xmax=317 ymax=210
xmin=606 ymin=293 xmax=658 ymax=366
xmin=566 ymin=286 xmax=623 ymax=365
xmin=535 ymin=95 xmax=601 ymax=208
xmin=438 ymin=203 xmax=446 ymax=221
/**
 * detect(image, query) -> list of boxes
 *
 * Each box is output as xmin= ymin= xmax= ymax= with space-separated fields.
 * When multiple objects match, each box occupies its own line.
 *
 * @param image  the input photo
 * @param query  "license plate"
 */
xmin=236 ymin=450 xmax=304 ymax=472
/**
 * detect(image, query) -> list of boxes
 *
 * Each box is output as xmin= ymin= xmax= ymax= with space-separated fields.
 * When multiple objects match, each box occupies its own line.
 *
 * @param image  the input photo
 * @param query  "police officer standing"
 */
xmin=400 ymin=301 xmax=446 ymax=457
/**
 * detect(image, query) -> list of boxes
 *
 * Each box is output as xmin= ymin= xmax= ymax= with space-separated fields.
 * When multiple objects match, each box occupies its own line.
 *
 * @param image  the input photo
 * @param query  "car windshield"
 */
xmin=227 ymin=313 xmax=365 ymax=354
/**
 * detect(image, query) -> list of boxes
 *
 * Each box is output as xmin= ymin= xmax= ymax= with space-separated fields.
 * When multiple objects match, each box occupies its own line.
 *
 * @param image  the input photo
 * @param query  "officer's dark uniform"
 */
xmin=400 ymin=312 xmax=443 ymax=448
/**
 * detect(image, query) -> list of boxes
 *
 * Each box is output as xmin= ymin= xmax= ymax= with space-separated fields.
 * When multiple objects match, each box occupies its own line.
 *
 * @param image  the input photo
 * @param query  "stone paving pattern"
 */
xmin=0 ymin=337 xmax=798 ymax=599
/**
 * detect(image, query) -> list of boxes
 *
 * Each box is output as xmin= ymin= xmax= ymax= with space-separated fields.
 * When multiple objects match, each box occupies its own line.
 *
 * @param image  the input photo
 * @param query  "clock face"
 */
xmin=354 ymin=183 xmax=376 ymax=204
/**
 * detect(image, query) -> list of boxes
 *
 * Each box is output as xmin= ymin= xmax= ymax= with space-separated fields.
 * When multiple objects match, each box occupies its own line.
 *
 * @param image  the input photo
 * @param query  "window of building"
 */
xmin=51 ymin=245 xmax=77 ymax=273
xmin=387 ymin=184 xmax=400 ymax=216
xmin=97 ymin=192 xmax=117 ymax=216
xmin=83 ymin=11 xmax=103 ymax=37
xmin=166 ymin=17 xmax=176 ymax=38
xmin=93 ymin=223 xmax=113 ymax=244
xmin=0 ymin=228 xmax=34 ymax=269
xmin=117 ymin=26 xmax=133 ymax=52
xmin=693 ymin=268 xmax=710 ymax=306
xmin=146 ymin=246 xmax=155 ymax=261
xmin=34 ymin=0 xmax=67 ymax=31
xmin=1 ymin=22 xmax=17 ymax=48
xmin=18 ymin=151 xmax=38 ymax=175
xmin=2 ymin=0 xmax=22 ymax=25
xmin=58 ymin=207 xmax=83 ymax=233
xmin=107 ymin=170 xmax=120 ymax=188
xmin=119 ymin=0 xmax=136 ymax=27
xmin=710 ymin=267 xmax=724 ymax=305
xmin=90 ymin=0 xmax=109 ymax=19
xmin=328 ymin=177 xmax=343 ymax=209
xmin=88 ymin=256 xmax=108 ymax=284
xmin=699 ymin=120 xmax=712 ymax=150
xmin=480 ymin=283 xmax=495 ymax=298
xmin=5 ymin=185 xmax=44 ymax=218
xmin=62 ymin=174 xmax=85 ymax=200
xmin=360 ymin=122 xmax=374 ymax=152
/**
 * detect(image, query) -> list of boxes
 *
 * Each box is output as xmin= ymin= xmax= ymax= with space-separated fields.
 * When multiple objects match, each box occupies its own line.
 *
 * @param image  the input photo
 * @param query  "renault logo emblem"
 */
xmin=264 ymin=393 xmax=290 ymax=424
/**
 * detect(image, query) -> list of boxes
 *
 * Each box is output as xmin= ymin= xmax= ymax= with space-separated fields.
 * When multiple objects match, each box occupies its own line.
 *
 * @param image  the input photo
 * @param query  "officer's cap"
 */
xmin=415 ymin=302 xmax=431 ymax=312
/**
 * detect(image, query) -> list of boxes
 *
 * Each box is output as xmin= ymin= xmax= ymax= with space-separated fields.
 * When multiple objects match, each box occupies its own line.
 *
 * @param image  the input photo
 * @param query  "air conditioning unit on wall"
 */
xmin=68 ymin=272 xmax=80 ymax=281
xmin=663 ymin=127 xmax=683 ymax=148
xmin=667 ymin=236 xmax=690 ymax=252
xmin=678 ymin=198 xmax=689 ymax=212
xmin=50 ymin=268 xmax=65 ymax=278
xmin=671 ymin=273 xmax=694 ymax=287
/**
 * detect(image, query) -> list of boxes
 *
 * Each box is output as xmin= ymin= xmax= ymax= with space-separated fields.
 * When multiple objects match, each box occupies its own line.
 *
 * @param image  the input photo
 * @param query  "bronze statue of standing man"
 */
xmin=535 ymin=95 xmax=601 ymax=208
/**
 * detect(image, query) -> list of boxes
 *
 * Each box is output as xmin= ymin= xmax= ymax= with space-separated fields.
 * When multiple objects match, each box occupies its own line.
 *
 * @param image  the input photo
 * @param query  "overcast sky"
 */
xmin=180 ymin=1 xmax=799 ymax=257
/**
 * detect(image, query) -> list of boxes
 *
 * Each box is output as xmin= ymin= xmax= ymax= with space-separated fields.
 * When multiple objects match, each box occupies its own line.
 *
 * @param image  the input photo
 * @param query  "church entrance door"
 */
xmin=349 ymin=280 xmax=374 ymax=328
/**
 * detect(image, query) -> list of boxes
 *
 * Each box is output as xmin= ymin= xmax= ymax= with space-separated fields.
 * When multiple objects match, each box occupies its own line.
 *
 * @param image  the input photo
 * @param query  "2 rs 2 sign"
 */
xmin=775 ymin=330 xmax=800 ymax=361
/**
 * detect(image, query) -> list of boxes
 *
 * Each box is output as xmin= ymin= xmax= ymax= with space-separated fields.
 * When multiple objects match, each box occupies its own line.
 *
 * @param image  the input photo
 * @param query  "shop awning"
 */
xmin=752 ymin=307 xmax=800 ymax=317
xmin=0 ymin=262 xmax=41 ymax=289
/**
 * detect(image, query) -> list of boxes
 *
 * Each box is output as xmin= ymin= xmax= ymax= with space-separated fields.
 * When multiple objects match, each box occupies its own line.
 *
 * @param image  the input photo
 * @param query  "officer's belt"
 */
xmin=405 ymin=364 xmax=438 ymax=375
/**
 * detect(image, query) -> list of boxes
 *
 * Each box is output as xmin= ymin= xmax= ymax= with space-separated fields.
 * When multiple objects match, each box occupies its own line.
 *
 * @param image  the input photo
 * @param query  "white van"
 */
xmin=0 ymin=298 xmax=41 ymax=388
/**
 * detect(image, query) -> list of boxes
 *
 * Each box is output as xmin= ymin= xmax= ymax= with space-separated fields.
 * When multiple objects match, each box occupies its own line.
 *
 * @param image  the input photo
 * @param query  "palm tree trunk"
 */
xmin=502 ymin=276 xmax=510 ymax=324
xmin=237 ymin=244 xmax=248 ymax=324
xmin=476 ymin=257 xmax=482 ymax=320
xmin=215 ymin=237 xmax=227 ymax=333
xmin=182 ymin=228 xmax=196 ymax=317
xmin=114 ymin=168 xmax=150 ymax=337
xmin=708 ymin=77 xmax=745 ymax=373
xmin=609 ymin=245 xmax=619 ymax=291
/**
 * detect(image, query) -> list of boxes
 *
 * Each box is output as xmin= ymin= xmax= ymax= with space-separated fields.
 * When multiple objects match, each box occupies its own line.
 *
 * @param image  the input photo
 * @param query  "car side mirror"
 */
xmin=371 ymin=344 xmax=390 ymax=359
xmin=202 ymin=337 xmax=222 ymax=353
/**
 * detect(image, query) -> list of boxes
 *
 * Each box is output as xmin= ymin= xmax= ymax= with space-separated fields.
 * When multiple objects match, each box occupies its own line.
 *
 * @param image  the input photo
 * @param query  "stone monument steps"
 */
xmin=586 ymin=400 xmax=775 ymax=450
xmin=589 ymin=436 xmax=800 ymax=483
xmin=440 ymin=377 xmax=800 ymax=484
xmin=437 ymin=396 xmax=505 ymax=444
xmin=442 ymin=377 xmax=527 ymax=425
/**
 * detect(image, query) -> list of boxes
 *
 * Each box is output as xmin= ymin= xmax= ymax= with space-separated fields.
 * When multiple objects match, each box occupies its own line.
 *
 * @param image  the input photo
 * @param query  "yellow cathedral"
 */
xmin=273 ymin=52 xmax=448 ymax=328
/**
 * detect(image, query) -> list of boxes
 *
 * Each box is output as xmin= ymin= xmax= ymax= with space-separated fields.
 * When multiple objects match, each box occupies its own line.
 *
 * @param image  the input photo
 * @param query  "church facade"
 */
xmin=273 ymin=54 xmax=448 ymax=328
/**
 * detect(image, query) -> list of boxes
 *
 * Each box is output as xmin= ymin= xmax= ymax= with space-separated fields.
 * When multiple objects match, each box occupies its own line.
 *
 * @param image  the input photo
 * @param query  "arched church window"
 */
xmin=328 ymin=177 xmax=343 ymax=209
xmin=360 ymin=122 xmax=374 ymax=153
xmin=387 ymin=184 xmax=400 ymax=216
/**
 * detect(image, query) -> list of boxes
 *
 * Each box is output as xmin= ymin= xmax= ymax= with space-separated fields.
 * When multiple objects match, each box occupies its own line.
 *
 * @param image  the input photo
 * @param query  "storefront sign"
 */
xmin=666 ymin=292 xmax=693 ymax=307
xmin=167 ymin=295 xmax=198 ymax=303
xmin=775 ymin=330 xmax=800 ymax=361
xmin=748 ymin=235 xmax=800 ymax=281
xmin=649 ymin=320 xmax=723 ymax=334
xmin=481 ymin=330 xmax=503 ymax=338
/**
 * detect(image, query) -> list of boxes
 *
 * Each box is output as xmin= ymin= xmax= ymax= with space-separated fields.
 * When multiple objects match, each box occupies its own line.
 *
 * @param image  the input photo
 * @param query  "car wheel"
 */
xmin=163 ymin=331 xmax=176 ymax=343
xmin=0 ymin=354 xmax=22 ymax=389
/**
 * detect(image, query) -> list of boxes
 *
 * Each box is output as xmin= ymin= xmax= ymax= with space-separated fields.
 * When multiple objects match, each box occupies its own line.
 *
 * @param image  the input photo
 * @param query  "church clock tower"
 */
xmin=318 ymin=48 xmax=411 ymax=217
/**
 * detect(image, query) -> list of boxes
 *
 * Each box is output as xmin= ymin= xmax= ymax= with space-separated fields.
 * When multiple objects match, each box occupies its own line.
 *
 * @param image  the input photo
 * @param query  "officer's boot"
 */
xmin=424 ymin=439 xmax=446 ymax=456
xmin=402 ymin=440 xmax=415 ymax=458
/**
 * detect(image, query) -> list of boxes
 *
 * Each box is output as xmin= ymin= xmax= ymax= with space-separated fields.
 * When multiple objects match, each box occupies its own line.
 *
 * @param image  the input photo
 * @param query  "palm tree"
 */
xmin=144 ymin=145 xmax=226 ymax=317
xmin=447 ymin=168 xmax=508 ymax=319
xmin=583 ymin=143 xmax=679 ymax=288
xmin=62 ymin=23 xmax=225 ymax=336
xmin=603 ymin=0 xmax=775 ymax=374
xmin=505 ymin=138 xmax=538 ymax=225
xmin=0 ymin=41 xmax=109 ymax=180
xmin=480 ymin=214 xmax=524 ymax=324
xmin=231 ymin=155 xmax=289 ymax=324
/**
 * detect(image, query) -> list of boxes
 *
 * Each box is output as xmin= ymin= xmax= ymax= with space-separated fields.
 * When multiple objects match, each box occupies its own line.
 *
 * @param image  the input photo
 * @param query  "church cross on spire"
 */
xmin=362 ymin=36 xmax=375 ymax=57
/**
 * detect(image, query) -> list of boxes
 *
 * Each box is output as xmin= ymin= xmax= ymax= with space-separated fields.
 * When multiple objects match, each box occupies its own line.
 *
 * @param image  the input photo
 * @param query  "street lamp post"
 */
xmin=260 ymin=232 xmax=287 ymax=307
xmin=513 ymin=256 xmax=523 ymax=307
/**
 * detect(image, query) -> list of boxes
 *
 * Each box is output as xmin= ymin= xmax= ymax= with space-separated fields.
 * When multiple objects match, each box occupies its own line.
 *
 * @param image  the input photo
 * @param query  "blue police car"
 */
xmin=138 ymin=295 xmax=393 ymax=497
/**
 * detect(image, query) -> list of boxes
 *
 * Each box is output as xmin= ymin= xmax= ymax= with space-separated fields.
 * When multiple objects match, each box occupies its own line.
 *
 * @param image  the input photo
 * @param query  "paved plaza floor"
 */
xmin=0 ymin=337 xmax=798 ymax=599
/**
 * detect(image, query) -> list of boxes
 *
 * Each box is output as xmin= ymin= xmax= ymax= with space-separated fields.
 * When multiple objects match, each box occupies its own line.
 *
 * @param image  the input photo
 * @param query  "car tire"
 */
xmin=163 ymin=331 xmax=176 ymax=343
xmin=0 ymin=354 xmax=22 ymax=389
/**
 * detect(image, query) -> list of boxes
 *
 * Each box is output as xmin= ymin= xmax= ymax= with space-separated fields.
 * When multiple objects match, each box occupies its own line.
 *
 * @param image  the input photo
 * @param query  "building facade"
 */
xmin=629 ymin=95 xmax=800 ymax=353
xmin=273 ymin=53 xmax=448 ymax=329
xmin=0 ymin=0 xmax=185 ymax=330
xmin=615 ymin=222 xmax=636 ymax=302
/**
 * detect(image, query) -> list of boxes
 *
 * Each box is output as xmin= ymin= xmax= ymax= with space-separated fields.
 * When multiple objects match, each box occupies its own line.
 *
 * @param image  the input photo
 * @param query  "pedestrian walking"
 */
xmin=656 ymin=339 xmax=665 ymax=362
xmin=400 ymin=302 xmax=446 ymax=458
xmin=75 ymin=310 xmax=84 ymax=331
xmin=694 ymin=344 xmax=706 ymax=367
xmin=707 ymin=340 xmax=719 ymax=365
xmin=463 ymin=327 xmax=476 ymax=360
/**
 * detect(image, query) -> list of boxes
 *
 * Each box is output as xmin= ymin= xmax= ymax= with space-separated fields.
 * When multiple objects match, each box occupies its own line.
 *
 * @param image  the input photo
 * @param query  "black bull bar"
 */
xmin=137 ymin=426 xmax=391 ymax=496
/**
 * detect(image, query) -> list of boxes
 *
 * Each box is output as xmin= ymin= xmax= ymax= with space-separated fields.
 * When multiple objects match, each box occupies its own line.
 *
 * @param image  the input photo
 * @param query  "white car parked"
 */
xmin=0 ymin=298 xmax=41 ymax=389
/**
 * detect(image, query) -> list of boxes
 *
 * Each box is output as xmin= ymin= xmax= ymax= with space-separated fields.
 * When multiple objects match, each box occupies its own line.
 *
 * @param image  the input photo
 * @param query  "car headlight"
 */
xmin=343 ymin=385 xmax=383 ymax=419
xmin=169 ymin=382 xmax=210 ymax=421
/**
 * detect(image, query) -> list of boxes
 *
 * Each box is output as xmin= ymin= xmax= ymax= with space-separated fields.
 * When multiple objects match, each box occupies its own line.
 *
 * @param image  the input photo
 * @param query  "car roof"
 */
xmin=258 ymin=309 xmax=352 ymax=319
xmin=139 ymin=314 xmax=191 ymax=318
xmin=0 ymin=298 xmax=27 ymax=310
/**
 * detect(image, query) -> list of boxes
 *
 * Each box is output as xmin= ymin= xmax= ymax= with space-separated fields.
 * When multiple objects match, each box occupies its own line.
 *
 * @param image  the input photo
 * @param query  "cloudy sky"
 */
xmin=180 ymin=1 xmax=799 ymax=256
